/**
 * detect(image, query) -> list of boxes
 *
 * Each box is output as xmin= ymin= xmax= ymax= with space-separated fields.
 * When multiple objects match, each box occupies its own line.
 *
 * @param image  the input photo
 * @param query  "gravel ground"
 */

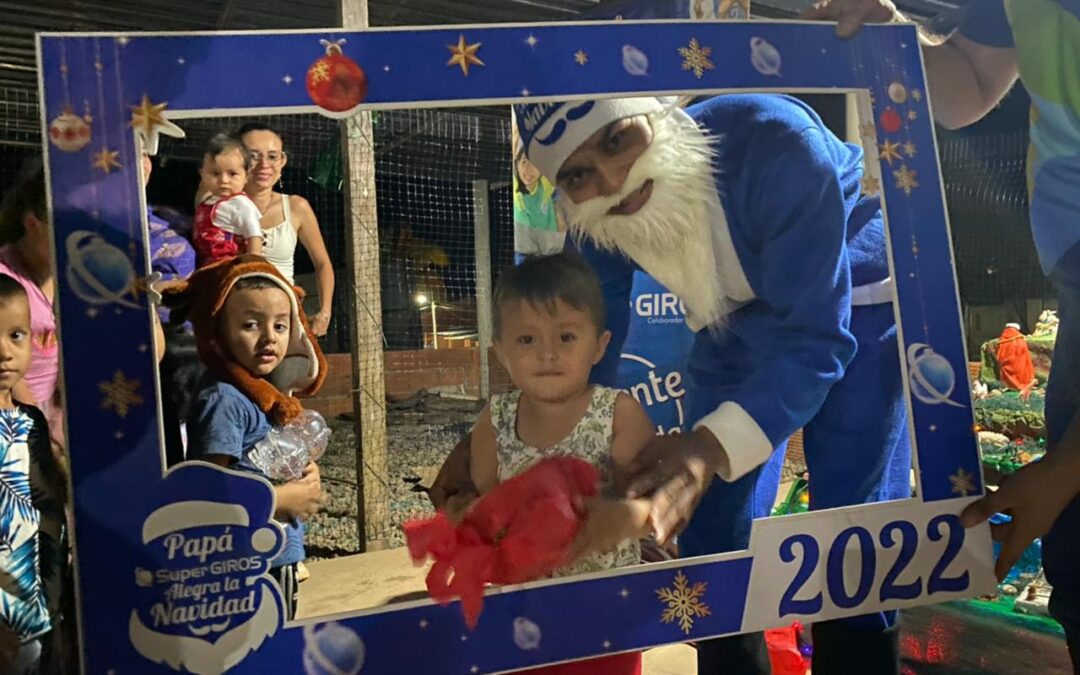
xmin=305 ymin=393 xmax=481 ymax=559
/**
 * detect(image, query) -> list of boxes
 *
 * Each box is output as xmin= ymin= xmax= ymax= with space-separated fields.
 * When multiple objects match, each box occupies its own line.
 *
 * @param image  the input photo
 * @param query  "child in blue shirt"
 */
xmin=166 ymin=255 xmax=327 ymax=620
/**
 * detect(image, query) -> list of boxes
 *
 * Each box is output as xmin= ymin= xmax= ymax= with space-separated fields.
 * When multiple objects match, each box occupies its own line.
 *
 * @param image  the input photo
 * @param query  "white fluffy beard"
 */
xmin=561 ymin=107 xmax=727 ymax=329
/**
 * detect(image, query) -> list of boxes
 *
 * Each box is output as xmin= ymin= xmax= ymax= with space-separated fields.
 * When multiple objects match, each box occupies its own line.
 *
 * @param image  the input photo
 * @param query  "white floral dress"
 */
xmin=490 ymin=386 xmax=641 ymax=577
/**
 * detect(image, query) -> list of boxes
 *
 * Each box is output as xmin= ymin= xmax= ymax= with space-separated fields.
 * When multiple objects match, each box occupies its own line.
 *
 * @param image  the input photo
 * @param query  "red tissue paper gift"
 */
xmin=403 ymin=456 xmax=600 ymax=629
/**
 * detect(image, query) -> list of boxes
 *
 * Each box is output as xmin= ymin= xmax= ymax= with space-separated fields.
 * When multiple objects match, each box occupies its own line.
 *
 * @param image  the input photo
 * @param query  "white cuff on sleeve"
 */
xmin=692 ymin=401 xmax=775 ymax=482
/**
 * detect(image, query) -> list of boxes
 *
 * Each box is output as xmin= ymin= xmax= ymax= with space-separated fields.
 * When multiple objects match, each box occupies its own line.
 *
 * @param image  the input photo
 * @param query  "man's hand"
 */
xmin=623 ymin=428 xmax=727 ymax=545
xmin=429 ymin=432 xmax=478 ymax=512
xmin=961 ymin=452 xmax=1080 ymax=581
xmin=802 ymin=0 xmax=904 ymax=39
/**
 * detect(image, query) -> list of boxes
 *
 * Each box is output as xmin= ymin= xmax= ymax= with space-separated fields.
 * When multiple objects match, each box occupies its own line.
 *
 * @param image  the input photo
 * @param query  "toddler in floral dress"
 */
xmin=468 ymin=252 xmax=655 ymax=675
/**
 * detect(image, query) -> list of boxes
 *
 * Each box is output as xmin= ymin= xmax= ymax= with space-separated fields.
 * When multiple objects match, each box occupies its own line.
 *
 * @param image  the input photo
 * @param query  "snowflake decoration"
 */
xmin=893 ymin=164 xmax=919 ymax=196
xmin=678 ymin=38 xmax=714 ymax=79
xmin=949 ymin=468 xmax=976 ymax=496
xmin=902 ymin=141 xmax=917 ymax=157
xmin=907 ymin=109 xmax=918 ymax=121
xmin=99 ymin=370 xmax=144 ymax=418
xmin=656 ymin=570 xmax=711 ymax=634
xmin=911 ymin=88 xmax=923 ymax=102
xmin=574 ymin=50 xmax=588 ymax=66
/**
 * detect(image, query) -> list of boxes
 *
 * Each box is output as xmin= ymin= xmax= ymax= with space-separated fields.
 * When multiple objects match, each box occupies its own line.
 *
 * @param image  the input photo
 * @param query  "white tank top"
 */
xmin=261 ymin=194 xmax=299 ymax=284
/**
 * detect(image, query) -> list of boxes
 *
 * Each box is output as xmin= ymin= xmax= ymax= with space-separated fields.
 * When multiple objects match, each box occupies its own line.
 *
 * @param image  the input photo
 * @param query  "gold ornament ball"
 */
xmin=888 ymin=82 xmax=908 ymax=104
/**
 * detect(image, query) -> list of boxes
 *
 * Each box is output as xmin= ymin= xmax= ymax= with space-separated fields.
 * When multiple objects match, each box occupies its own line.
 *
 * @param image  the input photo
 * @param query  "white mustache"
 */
xmin=561 ymin=107 xmax=730 ymax=330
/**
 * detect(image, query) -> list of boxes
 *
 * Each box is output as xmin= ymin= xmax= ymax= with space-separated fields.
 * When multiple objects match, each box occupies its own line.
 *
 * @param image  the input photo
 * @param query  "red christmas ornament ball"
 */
xmin=306 ymin=44 xmax=368 ymax=113
xmin=879 ymin=107 xmax=902 ymax=133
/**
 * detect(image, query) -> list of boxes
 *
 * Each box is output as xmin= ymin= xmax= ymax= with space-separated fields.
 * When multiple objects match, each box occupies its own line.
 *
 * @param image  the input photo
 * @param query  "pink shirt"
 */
xmin=0 ymin=248 xmax=61 ymax=438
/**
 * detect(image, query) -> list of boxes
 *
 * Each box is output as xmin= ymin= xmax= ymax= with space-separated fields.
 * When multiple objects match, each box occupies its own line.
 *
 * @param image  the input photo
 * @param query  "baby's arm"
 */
xmin=446 ymin=405 xmax=497 ymax=521
xmin=610 ymin=392 xmax=659 ymax=493
xmin=245 ymin=235 xmax=264 ymax=256
xmin=570 ymin=393 xmax=657 ymax=559
xmin=214 ymin=195 xmax=265 ymax=257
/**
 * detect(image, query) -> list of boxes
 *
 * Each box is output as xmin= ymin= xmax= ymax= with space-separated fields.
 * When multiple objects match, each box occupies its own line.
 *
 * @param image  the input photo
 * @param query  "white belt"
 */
xmin=851 ymin=277 xmax=895 ymax=306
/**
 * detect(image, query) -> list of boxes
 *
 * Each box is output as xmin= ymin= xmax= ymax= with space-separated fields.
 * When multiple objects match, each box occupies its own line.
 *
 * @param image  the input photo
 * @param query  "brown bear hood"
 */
xmin=162 ymin=255 xmax=328 ymax=425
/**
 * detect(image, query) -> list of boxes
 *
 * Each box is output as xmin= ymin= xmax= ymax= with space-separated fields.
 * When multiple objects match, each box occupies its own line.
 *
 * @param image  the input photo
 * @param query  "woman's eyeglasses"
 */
xmin=250 ymin=152 xmax=285 ymax=165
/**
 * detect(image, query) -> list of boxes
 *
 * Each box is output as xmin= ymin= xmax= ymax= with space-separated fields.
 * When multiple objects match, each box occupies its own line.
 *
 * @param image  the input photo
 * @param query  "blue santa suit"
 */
xmin=578 ymin=94 xmax=911 ymax=632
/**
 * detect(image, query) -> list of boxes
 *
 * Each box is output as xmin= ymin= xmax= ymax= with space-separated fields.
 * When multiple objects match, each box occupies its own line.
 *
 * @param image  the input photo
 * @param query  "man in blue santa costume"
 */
xmin=513 ymin=94 xmax=909 ymax=675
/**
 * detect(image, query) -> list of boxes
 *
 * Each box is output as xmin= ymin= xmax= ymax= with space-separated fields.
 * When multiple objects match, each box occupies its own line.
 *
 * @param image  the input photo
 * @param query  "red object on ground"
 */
xmin=996 ymin=325 xmax=1035 ymax=394
xmin=766 ymin=622 xmax=810 ymax=675
xmin=403 ymin=456 xmax=600 ymax=629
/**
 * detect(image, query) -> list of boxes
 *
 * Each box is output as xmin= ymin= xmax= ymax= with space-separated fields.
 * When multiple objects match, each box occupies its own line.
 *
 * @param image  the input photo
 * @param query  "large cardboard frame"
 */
xmin=37 ymin=20 xmax=995 ymax=675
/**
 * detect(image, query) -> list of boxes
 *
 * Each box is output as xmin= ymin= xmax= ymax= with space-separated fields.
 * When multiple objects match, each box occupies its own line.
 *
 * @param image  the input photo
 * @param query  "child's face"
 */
xmin=199 ymin=149 xmax=248 ymax=198
xmin=516 ymin=155 xmax=541 ymax=190
xmin=0 ymin=295 xmax=32 ymax=394
xmin=495 ymin=299 xmax=610 ymax=404
xmin=219 ymin=286 xmax=291 ymax=377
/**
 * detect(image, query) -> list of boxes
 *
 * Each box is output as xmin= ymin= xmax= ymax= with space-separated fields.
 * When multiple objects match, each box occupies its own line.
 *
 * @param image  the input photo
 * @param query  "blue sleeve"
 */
xmin=958 ymin=0 xmax=1014 ymax=48
xmin=186 ymin=389 xmax=250 ymax=464
xmin=719 ymin=129 xmax=857 ymax=449
xmin=569 ymin=236 xmax=636 ymax=387
xmin=151 ymin=234 xmax=196 ymax=283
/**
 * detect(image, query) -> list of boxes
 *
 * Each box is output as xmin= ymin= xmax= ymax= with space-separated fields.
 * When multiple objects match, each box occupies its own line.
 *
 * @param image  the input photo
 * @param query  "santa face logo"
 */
xmin=129 ymin=498 xmax=285 ymax=675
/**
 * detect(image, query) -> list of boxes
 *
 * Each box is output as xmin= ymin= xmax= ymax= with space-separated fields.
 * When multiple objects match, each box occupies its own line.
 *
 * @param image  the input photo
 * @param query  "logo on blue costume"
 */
xmin=618 ymin=274 xmax=695 ymax=435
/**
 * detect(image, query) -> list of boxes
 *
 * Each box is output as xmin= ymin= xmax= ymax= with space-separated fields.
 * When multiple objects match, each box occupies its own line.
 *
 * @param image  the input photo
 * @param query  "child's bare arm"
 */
xmin=609 ymin=393 xmax=659 ymax=494
xmin=469 ymin=406 xmax=499 ymax=495
xmin=246 ymin=235 xmax=264 ymax=256
xmin=566 ymin=394 xmax=658 ymax=563
xmin=446 ymin=406 xmax=498 ymax=521
xmin=202 ymin=454 xmax=323 ymax=521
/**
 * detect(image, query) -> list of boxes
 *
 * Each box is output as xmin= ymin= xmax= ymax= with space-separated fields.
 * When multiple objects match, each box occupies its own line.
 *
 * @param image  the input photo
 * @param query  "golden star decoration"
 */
xmin=907 ymin=109 xmax=918 ymax=121
xmin=656 ymin=570 xmax=712 ymax=634
xmin=902 ymin=141 xmax=917 ymax=157
xmin=574 ymin=50 xmax=588 ymax=66
xmin=859 ymin=122 xmax=877 ymax=140
xmin=447 ymin=34 xmax=484 ymax=77
xmin=911 ymin=88 xmax=923 ymax=102
xmin=879 ymin=139 xmax=902 ymax=165
xmin=308 ymin=60 xmax=330 ymax=84
xmin=91 ymin=146 xmax=122 ymax=174
xmin=861 ymin=173 xmax=881 ymax=196
xmin=893 ymin=164 xmax=919 ymax=196
xmin=130 ymin=94 xmax=185 ymax=156
xmin=949 ymin=467 xmax=976 ymax=497
xmin=99 ymin=370 xmax=144 ymax=418
xmin=678 ymin=38 xmax=715 ymax=79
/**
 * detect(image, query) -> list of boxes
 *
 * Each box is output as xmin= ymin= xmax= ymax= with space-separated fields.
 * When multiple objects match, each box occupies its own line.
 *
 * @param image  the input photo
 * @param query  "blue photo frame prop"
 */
xmin=38 ymin=20 xmax=996 ymax=674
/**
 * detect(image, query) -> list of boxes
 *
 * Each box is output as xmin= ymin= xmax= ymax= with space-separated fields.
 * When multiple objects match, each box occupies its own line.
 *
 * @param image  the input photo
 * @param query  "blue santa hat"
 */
xmin=513 ymin=97 xmax=672 ymax=181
